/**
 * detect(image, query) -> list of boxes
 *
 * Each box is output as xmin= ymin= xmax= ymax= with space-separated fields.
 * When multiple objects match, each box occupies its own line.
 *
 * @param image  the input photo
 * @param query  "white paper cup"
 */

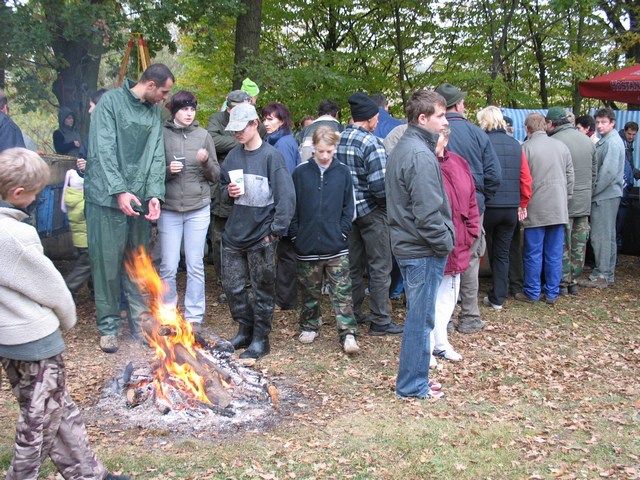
xmin=229 ymin=169 xmax=245 ymax=195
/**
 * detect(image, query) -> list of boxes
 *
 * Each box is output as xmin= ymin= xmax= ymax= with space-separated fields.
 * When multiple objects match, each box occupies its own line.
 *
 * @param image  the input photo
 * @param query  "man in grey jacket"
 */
xmin=578 ymin=108 xmax=625 ymax=288
xmin=386 ymin=89 xmax=454 ymax=400
xmin=435 ymin=83 xmax=501 ymax=334
xmin=516 ymin=113 xmax=574 ymax=305
xmin=545 ymin=107 xmax=596 ymax=295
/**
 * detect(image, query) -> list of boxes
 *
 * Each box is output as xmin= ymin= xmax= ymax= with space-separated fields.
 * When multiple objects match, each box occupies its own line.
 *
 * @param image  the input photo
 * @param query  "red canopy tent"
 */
xmin=579 ymin=64 xmax=640 ymax=104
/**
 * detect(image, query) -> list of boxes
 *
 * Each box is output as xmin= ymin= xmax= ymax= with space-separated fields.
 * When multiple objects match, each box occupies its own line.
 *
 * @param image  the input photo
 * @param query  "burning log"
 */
xmin=172 ymin=343 xmax=232 ymax=408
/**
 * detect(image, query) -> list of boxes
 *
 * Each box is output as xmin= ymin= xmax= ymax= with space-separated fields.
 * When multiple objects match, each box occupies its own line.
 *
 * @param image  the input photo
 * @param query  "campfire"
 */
xmin=115 ymin=247 xmax=278 ymax=417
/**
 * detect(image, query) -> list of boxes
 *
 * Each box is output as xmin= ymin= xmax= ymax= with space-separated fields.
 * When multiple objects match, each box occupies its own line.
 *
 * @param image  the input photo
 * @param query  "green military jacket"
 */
xmin=85 ymin=80 xmax=166 ymax=209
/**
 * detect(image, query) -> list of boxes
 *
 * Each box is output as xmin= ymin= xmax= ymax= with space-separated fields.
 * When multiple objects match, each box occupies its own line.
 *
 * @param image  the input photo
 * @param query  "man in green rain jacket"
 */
xmin=84 ymin=63 xmax=174 ymax=353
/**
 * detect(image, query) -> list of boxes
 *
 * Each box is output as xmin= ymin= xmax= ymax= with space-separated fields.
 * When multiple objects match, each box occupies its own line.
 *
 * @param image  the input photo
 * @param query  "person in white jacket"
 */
xmin=0 ymin=148 xmax=130 ymax=480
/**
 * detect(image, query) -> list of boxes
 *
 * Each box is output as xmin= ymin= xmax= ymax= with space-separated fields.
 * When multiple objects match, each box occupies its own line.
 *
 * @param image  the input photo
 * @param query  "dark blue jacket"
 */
xmin=485 ymin=129 xmax=521 ymax=208
xmin=0 ymin=112 xmax=25 ymax=152
xmin=289 ymin=158 xmax=354 ymax=259
xmin=445 ymin=112 xmax=501 ymax=213
xmin=373 ymin=108 xmax=404 ymax=139
xmin=266 ymin=128 xmax=301 ymax=175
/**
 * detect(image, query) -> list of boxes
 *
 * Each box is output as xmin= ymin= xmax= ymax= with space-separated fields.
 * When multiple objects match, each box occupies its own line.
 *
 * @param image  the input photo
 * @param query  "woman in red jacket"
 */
xmin=431 ymin=128 xmax=480 ymax=364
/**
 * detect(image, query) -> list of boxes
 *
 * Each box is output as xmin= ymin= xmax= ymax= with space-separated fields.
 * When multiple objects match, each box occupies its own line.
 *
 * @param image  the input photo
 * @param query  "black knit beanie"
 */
xmin=349 ymin=93 xmax=379 ymax=122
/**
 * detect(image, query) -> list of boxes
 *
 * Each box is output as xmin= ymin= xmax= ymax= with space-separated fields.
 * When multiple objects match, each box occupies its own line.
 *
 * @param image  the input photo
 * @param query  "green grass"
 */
xmin=1 ymin=259 xmax=639 ymax=479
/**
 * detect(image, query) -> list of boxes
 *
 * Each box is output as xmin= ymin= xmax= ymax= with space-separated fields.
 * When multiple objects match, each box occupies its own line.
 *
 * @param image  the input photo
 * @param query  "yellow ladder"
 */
xmin=117 ymin=33 xmax=152 ymax=87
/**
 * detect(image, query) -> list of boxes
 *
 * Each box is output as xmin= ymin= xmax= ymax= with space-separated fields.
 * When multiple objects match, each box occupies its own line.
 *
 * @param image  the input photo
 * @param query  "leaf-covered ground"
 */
xmin=1 ymin=256 xmax=638 ymax=479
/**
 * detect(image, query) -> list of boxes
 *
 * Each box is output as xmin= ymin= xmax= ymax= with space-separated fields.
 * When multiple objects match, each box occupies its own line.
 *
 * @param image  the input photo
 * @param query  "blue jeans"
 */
xmin=523 ymin=224 xmax=564 ymax=300
xmin=157 ymin=205 xmax=210 ymax=323
xmin=396 ymin=255 xmax=447 ymax=398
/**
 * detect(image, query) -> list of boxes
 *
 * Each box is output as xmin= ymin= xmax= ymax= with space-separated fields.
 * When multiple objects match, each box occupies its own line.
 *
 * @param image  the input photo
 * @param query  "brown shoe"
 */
xmin=514 ymin=292 xmax=537 ymax=304
xmin=99 ymin=335 xmax=119 ymax=353
xmin=577 ymin=276 xmax=608 ymax=288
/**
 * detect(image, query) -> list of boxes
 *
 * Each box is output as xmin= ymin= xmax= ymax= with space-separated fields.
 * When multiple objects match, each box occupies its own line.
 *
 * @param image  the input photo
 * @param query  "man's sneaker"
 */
xmin=456 ymin=317 xmax=485 ymax=334
xmin=342 ymin=334 xmax=360 ymax=354
xmin=568 ymin=284 xmax=579 ymax=295
xmin=514 ymin=292 xmax=537 ymax=304
xmin=543 ymin=295 xmax=556 ymax=305
xmin=482 ymin=296 xmax=503 ymax=311
xmin=369 ymin=321 xmax=403 ymax=336
xmin=577 ymin=275 xmax=608 ymax=289
xmin=99 ymin=335 xmax=119 ymax=353
xmin=559 ymin=286 xmax=569 ymax=296
xmin=395 ymin=388 xmax=446 ymax=401
xmin=189 ymin=321 xmax=203 ymax=334
xmin=428 ymin=379 xmax=442 ymax=391
xmin=105 ymin=474 xmax=131 ymax=480
xmin=298 ymin=331 xmax=318 ymax=344
xmin=426 ymin=388 xmax=446 ymax=400
xmin=434 ymin=348 xmax=463 ymax=362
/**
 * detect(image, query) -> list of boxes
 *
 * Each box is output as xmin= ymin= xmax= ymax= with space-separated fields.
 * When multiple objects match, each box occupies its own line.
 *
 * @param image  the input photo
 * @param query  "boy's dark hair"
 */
xmin=139 ymin=63 xmax=175 ymax=87
xmin=594 ymin=108 xmax=616 ymax=122
xmin=406 ymin=89 xmax=446 ymax=124
xmin=624 ymin=121 xmax=639 ymax=132
xmin=575 ymin=115 xmax=596 ymax=132
xmin=317 ymin=100 xmax=340 ymax=117
xmin=90 ymin=89 xmax=108 ymax=105
xmin=370 ymin=94 xmax=387 ymax=108
xmin=0 ymin=148 xmax=50 ymax=198
xmin=262 ymin=102 xmax=293 ymax=135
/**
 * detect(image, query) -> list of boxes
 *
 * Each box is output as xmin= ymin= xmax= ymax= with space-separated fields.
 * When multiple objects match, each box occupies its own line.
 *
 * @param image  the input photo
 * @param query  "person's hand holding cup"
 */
xmin=228 ymin=169 xmax=245 ymax=198
xmin=170 ymin=156 xmax=185 ymax=174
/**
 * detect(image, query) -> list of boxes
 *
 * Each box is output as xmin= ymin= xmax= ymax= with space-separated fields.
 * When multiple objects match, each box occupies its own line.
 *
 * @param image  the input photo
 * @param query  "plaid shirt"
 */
xmin=336 ymin=124 xmax=387 ymax=218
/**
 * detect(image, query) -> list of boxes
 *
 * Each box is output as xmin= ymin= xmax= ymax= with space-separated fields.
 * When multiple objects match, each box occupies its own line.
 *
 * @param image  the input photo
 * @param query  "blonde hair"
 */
xmin=0 ymin=148 xmax=50 ymax=199
xmin=477 ymin=106 xmax=507 ymax=132
xmin=312 ymin=125 xmax=341 ymax=147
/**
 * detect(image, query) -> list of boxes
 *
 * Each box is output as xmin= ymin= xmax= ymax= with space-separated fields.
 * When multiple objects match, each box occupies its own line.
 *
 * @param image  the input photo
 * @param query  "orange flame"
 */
xmin=125 ymin=247 xmax=211 ymax=407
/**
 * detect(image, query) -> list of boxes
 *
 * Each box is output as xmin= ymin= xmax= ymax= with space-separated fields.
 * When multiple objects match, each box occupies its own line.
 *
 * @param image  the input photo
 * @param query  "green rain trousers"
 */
xmin=86 ymin=202 xmax=150 ymax=336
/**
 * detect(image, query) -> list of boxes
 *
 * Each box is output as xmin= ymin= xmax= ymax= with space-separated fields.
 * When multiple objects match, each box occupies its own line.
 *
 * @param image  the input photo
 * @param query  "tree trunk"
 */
xmin=45 ymin=0 xmax=104 ymax=137
xmin=233 ymin=0 xmax=263 ymax=90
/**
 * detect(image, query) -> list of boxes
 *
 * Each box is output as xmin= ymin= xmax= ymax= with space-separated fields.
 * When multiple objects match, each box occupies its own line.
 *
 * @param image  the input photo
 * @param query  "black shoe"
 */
xmin=239 ymin=335 xmax=270 ymax=359
xmin=568 ymin=284 xmax=579 ymax=295
xmin=559 ymin=286 xmax=569 ymax=296
xmin=228 ymin=325 xmax=253 ymax=350
xmin=543 ymin=295 xmax=556 ymax=305
xmin=105 ymin=474 xmax=131 ymax=480
xmin=369 ymin=321 xmax=403 ymax=336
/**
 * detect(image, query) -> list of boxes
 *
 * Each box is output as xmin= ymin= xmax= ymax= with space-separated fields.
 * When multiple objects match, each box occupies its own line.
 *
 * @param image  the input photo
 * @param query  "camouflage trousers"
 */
xmin=297 ymin=254 xmax=359 ymax=339
xmin=0 ymin=355 xmax=107 ymax=480
xmin=562 ymin=216 xmax=590 ymax=287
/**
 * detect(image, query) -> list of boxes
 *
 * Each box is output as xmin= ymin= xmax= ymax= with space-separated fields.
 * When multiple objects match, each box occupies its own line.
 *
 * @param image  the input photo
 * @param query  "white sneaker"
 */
xmin=435 ymin=348 xmax=463 ymax=362
xmin=342 ymin=334 xmax=360 ymax=354
xmin=299 ymin=331 xmax=318 ymax=344
xmin=483 ymin=296 xmax=503 ymax=311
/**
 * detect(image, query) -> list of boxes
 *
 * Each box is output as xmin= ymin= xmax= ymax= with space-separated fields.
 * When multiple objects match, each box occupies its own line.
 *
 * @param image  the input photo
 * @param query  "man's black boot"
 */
xmin=239 ymin=334 xmax=270 ymax=360
xmin=228 ymin=324 xmax=253 ymax=350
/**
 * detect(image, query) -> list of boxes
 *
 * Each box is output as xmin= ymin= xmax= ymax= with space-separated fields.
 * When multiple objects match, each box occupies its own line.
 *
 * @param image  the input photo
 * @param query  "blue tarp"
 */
xmin=500 ymin=108 xmax=639 ymax=170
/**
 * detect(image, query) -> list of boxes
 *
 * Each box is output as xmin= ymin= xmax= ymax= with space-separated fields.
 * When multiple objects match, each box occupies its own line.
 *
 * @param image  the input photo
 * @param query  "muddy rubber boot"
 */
xmin=239 ymin=334 xmax=270 ymax=360
xmin=228 ymin=324 xmax=253 ymax=350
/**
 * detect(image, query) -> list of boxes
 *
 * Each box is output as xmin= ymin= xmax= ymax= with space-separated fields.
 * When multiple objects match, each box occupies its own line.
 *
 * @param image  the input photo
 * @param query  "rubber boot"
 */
xmin=228 ymin=324 xmax=253 ymax=350
xmin=239 ymin=334 xmax=270 ymax=360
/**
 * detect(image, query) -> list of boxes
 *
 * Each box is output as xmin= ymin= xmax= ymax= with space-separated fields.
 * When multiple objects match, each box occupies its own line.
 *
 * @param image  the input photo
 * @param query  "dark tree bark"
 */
xmin=233 ymin=0 xmax=263 ymax=90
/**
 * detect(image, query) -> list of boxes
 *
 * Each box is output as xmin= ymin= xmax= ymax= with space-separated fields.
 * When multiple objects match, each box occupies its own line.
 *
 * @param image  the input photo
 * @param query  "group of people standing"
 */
xmin=3 ymin=63 xmax=636 ymax=400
